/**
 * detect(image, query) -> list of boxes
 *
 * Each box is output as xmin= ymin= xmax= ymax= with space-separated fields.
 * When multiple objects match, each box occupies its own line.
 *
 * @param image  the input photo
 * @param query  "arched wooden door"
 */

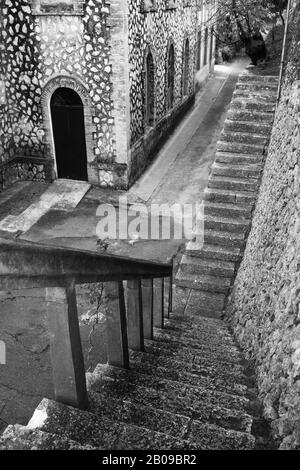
xmin=50 ymin=87 xmax=88 ymax=181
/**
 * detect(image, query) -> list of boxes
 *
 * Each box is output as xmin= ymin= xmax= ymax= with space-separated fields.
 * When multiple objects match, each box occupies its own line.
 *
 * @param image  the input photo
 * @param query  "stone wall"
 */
xmin=0 ymin=0 xmax=116 ymax=188
xmin=0 ymin=0 xmax=216 ymax=190
xmin=127 ymin=0 xmax=216 ymax=184
xmin=226 ymin=4 xmax=300 ymax=449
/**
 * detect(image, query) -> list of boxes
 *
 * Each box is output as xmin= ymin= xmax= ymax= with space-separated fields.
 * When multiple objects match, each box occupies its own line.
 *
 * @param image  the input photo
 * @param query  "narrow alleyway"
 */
xmin=131 ymin=58 xmax=249 ymax=206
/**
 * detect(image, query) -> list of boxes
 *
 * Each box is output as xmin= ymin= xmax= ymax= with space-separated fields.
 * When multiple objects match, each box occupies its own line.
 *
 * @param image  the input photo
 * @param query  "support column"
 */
xmin=168 ymin=277 xmax=173 ymax=318
xmin=153 ymin=278 xmax=164 ymax=329
xmin=46 ymin=280 xmax=88 ymax=409
xmin=127 ymin=279 xmax=144 ymax=351
xmin=105 ymin=281 xmax=129 ymax=369
xmin=141 ymin=279 xmax=153 ymax=340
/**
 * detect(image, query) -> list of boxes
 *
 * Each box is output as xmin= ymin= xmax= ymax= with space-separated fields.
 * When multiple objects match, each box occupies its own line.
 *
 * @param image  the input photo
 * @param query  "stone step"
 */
xmin=208 ymin=176 xmax=259 ymax=192
xmin=217 ymin=140 xmax=265 ymax=155
xmin=89 ymin=385 xmax=255 ymax=450
xmin=173 ymin=287 xmax=226 ymax=318
xmin=180 ymin=254 xmax=235 ymax=278
xmin=220 ymin=131 xmax=268 ymax=146
xmin=227 ymin=109 xmax=274 ymax=123
xmin=224 ymin=119 xmax=272 ymax=136
xmin=175 ymin=268 xmax=232 ymax=293
xmin=141 ymin=356 xmax=248 ymax=395
xmin=90 ymin=369 xmax=253 ymax=433
xmin=231 ymin=99 xmax=276 ymax=114
xmin=224 ymin=120 xmax=272 ymax=135
xmin=204 ymin=187 xmax=257 ymax=205
xmin=94 ymin=362 xmax=248 ymax=400
xmin=129 ymin=347 xmax=251 ymax=393
xmin=166 ymin=313 xmax=236 ymax=341
xmin=26 ymin=398 xmax=193 ymax=451
xmin=211 ymin=162 xmax=262 ymax=179
xmin=164 ymin=315 xmax=239 ymax=348
xmin=215 ymin=151 xmax=263 ymax=165
xmin=204 ymin=214 xmax=250 ymax=233
xmin=204 ymin=200 xmax=252 ymax=218
xmin=0 ymin=424 xmax=94 ymax=450
xmin=204 ymin=229 xmax=245 ymax=248
xmin=186 ymin=241 xmax=241 ymax=262
xmin=235 ymin=82 xmax=278 ymax=92
xmin=150 ymin=331 xmax=242 ymax=363
xmin=167 ymin=311 xmax=234 ymax=335
xmin=238 ymin=74 xmax=279 ymax=84
xmin=233 ymin=90 xmax=277 ymax=102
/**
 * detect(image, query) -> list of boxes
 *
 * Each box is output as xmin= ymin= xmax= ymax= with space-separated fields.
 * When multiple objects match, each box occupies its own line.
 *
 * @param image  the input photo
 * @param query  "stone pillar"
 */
xmin=141 ymin=279 xmax=153 ymax=340
xmin=153 ymin=278 xmax=164 ymax=329
xmin=127 ymin=279 xmax=144 ymax=351
xmin=46 ymin=280 xmax=88 ymax=409
xmin=105 ymin=281 xmax=129 ymax=369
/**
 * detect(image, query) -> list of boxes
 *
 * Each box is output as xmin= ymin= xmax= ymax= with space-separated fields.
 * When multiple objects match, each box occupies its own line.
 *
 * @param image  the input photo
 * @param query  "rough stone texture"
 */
xmin=0 ymin=0 xmax=216 ymax=189
xmin=226 ymin=5 xmax=300 ymax=450
xmin=0 ymin=299 xmax=259 ymax=450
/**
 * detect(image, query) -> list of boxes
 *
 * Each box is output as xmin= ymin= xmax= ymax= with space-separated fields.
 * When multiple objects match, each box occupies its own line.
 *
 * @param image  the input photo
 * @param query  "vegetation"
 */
xmin=214 ymin=0 xmax=288 ymax=64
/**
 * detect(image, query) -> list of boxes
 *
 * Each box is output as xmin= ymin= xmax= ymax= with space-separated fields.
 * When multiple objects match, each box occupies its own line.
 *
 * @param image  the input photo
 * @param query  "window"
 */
xmin=196 ymin=30 xmax=201 ymax=71
xmin=209 ymin=27 xmax=214 ymax=64
xmin=166 ymin=44 xmax=175 ymax=110
xmin=141 ymin=0 xmax=157 ymax=13
xmin=145 ymin=51 xmax=155 ymax=127
xmin=182 ymin=38 xmax=190 ymax=96
xmin=165 ymin=0 xmax=177 ymax=10
xmin=203 ymin=27 xmax=208 ymax=66
xmin=31 ymin=0 xmax=84 ymax=15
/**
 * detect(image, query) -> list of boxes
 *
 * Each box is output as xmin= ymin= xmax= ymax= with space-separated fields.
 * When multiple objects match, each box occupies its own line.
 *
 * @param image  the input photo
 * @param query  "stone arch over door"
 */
xmin=41 ymin=75 xmax=97 ymax=183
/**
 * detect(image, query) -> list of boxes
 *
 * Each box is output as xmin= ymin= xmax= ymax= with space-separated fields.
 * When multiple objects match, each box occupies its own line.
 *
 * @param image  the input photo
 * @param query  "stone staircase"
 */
xmin=0 ymin=73 xmax=278 ymax=451
xmin=0 ymin=301 xmax=267 ymax=450
xmin=175 ymin=73 xmax=278 ymax=317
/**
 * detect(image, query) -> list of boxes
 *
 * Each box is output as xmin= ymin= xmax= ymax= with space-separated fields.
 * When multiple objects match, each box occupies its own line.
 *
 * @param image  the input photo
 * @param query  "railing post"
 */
xmin=46 ymin=279 xmax=88 ymax=410
xmin=127 ymin=279 xmax=144 ymax=351
xmin=168 ymin=276 xmax=173 ymax=318
xmin=141 ymin=279 xmax=153 ymax=340
xmin=153 ymin=278 xmax=164 ymax=329
xmin=105 ymin=281 xmax=129 ymax=369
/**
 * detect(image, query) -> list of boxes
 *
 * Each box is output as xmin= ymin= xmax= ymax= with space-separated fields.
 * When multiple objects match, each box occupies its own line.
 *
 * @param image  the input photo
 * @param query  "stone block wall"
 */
xmin=226 ymin=4 xmax=300 ymax=449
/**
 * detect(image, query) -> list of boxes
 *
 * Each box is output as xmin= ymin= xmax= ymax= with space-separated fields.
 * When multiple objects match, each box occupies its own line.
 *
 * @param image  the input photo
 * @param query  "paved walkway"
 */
xmin=130 ymin=58 xmax=249 ymax=206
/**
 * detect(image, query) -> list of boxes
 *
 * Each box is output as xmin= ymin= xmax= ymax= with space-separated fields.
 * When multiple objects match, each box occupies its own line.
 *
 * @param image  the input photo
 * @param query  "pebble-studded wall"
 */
xmin=128 ymin=1 xmax=198 ymax=172
xmin=0 ymin=0 xmax=212 ymax=190
xmin=0 ymin=0 xmax=116 ymax=189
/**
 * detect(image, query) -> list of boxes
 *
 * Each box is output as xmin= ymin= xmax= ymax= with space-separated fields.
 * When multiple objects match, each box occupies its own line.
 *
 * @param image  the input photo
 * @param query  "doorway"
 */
xmin=50 ymin=87 xmax=88 ymax=181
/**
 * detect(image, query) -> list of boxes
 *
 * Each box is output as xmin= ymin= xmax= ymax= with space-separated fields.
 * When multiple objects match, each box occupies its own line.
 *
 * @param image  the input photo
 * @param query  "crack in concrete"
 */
xmin=0 ymin=382 xmax=45 ymax=400
xmin=3 ymin=330 xmax=49 ymax=356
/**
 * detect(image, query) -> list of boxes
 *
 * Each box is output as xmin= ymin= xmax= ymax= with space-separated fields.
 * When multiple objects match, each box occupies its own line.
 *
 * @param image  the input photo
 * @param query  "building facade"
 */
xmin=0 ymin=0 xmax=217 ymax=190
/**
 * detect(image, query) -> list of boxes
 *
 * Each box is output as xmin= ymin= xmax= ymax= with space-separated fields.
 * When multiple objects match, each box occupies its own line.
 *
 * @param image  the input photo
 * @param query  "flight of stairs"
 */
xmin=0 ymin=301 xmax=267 ymax=450
xmin=175 ymin=73 xmax=279 ymax=317
xmin=0 ymin=72 xmax=277 ymax=451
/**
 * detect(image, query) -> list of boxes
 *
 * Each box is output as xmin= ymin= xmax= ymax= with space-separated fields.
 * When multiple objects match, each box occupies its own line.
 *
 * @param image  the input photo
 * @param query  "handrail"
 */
xmin=0 ymin=237 xmax=173 ymax=290
xmin=0 ymin=237 xmax=173 ymax=410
